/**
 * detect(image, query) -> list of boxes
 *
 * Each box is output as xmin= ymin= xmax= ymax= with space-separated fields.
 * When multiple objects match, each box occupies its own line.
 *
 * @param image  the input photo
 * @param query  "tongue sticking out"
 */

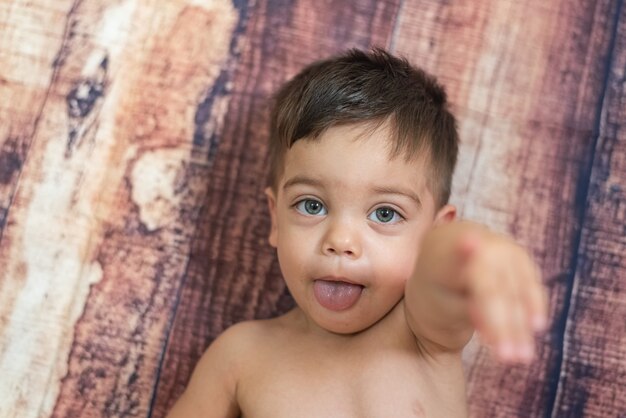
xmin=313 ymin=280 xmax=363 ymax=311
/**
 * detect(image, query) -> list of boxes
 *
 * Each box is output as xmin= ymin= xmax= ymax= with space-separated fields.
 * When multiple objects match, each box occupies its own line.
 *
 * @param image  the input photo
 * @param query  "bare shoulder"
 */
xmin=166 ymin=320 xmax=270 ymax=418
xmin=212 ymin=319 xmax=270 ymax=354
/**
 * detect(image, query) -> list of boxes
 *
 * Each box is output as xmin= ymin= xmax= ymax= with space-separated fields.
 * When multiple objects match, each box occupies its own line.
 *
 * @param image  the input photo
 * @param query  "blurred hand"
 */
xmin=457 ymin=229 xmax=548 ymax=363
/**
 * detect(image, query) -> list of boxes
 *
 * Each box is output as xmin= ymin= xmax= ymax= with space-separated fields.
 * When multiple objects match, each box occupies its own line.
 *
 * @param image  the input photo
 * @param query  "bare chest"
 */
xmin=237 ymin=344 xmax=467 ymax=418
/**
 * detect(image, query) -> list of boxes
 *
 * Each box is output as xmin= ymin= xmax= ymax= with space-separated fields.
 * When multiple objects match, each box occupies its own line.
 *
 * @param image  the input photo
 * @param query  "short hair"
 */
xmin=268 ymin=48 xmax=459 ymax=208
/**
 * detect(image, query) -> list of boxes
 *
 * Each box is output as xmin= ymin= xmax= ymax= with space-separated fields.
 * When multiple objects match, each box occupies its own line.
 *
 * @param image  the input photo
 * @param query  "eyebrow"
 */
xmin=371 ymin=185 xmax=422 ymax=208
xmin=282 ymin=175 xmax=324 ymax=190
xmin=283 ymin=175 xmax=422 ymax=208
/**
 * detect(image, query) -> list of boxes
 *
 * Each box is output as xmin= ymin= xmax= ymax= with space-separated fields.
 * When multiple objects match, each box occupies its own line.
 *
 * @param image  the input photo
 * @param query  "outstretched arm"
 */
xmin=405 ymin=221 xmax=547 ymax=362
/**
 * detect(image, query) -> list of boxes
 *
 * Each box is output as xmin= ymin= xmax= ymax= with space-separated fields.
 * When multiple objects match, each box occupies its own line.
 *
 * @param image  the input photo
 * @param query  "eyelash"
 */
xmin=293 ymin=198 xmax=327 ymax=216
xmin=292 ymin=198 xmax=406 ymax=224
xmin=367 ymin=207 xmax=405 ymax=224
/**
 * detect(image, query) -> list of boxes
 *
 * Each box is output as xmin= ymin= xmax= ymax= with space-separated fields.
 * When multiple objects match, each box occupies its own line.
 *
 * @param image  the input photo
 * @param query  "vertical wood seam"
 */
xmin=546 ymin=0 xmax=624 ymax=416
xmin=144 ymin=2 xmax=252 ymax=416
xmin=145 ymin=255 xmax=194 ymax=418
xmin=0 ymin=0 xmax=83 ymax=249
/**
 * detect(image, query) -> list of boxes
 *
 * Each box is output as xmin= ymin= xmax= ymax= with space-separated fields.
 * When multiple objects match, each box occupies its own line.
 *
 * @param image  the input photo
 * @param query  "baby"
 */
xmin=167 ymin=48 xmax=547 ymax=417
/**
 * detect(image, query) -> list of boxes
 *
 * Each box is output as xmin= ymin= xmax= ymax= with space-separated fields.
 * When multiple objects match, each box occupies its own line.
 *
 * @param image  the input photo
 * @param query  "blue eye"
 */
xmin=295 ymin=199 xmax=327 ymax=216
xmin=368 ymin=207 xmax=403 ymax=224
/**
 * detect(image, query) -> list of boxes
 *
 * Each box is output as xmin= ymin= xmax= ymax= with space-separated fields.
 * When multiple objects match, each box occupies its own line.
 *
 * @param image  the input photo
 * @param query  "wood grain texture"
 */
xmin=0 ymin=1 xmax=237 ymax=417
xmin=551 ymin=2 xmax=626 ymax=416
xmin=392 ymin=0 xmax=624 ymax=416
xmin=49 ymin=1 xmax=238 ymax=416
xmin=0 ymin=0 xmax=625 ymax=417
xmin=0 ymin=0 xmax=75 ymax=238
xmin=149 ymin=0 xmax=402 ymax=415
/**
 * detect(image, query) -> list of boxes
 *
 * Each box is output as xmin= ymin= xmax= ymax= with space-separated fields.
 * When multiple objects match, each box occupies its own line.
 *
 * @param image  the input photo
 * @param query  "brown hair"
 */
xmin=268 ymin=48 xmax=459 ymax=208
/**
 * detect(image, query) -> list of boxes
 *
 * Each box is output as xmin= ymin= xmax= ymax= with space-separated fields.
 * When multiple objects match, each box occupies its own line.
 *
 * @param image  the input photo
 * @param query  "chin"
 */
xmin=312 ymin=311 xmax=379 ymax=335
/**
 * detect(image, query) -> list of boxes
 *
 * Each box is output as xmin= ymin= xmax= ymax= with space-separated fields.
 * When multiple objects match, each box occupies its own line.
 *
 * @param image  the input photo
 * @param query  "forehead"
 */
xmin=280 ymin=123 xmax=433 ymax=200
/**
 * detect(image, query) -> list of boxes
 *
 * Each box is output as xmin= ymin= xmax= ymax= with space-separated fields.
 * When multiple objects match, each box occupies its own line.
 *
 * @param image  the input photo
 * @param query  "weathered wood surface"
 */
xmin=550 ymin=3 xmax=626 ymax=416
xmin=150 ymin=1 xmax=403 ymax=415
xmin=392 ymin=1 xmax=626 ymax=417
xmin=0 ymin=1 xmax=624 ymax=417
xmin=0 ymin=1 xmax=238 ymax=417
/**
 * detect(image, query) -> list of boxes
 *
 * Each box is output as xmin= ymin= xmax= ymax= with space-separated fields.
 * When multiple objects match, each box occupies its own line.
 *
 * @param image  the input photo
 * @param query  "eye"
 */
xmin=368 ymin=207 xmax=403 ymax=224
xmin=294 ymin=199 xmax=327 ymax=216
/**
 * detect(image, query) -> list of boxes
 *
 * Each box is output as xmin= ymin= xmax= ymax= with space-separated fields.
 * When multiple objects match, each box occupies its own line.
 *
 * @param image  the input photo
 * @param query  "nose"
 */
xmin=321 ymin=219 xmax=362 ymax=259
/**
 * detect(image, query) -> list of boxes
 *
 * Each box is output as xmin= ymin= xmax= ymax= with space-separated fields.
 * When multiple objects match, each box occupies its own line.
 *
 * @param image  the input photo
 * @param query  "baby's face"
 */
xmin=266 ymin=123 xmax=455 ymax=334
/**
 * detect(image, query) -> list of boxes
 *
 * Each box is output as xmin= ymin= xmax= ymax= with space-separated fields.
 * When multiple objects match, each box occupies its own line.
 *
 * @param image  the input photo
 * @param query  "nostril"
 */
xmin=323 ymin=243 xmax=359 ymax=257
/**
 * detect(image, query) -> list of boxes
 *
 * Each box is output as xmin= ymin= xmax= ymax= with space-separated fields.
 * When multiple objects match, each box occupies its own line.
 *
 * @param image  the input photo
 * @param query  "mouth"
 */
xmin=313 ymin=277 xmax=364 ymax=311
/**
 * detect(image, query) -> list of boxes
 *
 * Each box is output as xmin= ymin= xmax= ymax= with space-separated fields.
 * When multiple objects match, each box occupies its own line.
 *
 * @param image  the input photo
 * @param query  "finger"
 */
xmin=480 ymin=260 xmax=534 ymax=363
xmin=505 ymin=252 xmax=541 ymax=362
xmin=520 ymin=256 xmax=548 ymax=331
xmin=466 ymin=245 xmax=524 ymax=361
xmin=491 ymin=280 xmax=534 ymax=363
xmin=482 ymin=301 xmax=535 ymax=363
xmin=480 ymin=298 xmax=514 ymax=357
xmin=508 ymin=300 xmax=535 ymax=363
xmin=527 ymin=282 xmax=548 ymax=332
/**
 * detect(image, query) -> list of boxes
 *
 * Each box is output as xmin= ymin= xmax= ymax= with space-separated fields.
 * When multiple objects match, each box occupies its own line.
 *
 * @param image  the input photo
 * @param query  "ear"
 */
xmin=433 ymin=204 xmax=456 ymax=226
xmin=265 ymin=187 xmax=278 ymax=248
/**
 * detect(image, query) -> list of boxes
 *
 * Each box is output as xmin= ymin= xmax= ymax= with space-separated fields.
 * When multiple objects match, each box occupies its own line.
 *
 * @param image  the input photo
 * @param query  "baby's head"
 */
xmin=265 ymin=49 xmax=460 ymax=334
xmin=268 ymin=48 xmax=458 ymax=210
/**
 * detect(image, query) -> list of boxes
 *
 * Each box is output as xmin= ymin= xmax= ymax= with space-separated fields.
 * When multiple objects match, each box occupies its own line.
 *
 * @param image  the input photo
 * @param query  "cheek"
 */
xmin=276 ymin=224 xmax=316 ymax=273
xmin=368 ymin=233 xmax=423 ymax=286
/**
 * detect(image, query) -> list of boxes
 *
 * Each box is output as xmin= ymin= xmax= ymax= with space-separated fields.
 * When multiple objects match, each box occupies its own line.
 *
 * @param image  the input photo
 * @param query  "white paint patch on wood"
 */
xmin=0 ymin=0 xmax=238 ymax=416
xmin=131 ymin=149 xmax=188 ymax=231
xmin=40 ymin=261 xmax=104 ymax=417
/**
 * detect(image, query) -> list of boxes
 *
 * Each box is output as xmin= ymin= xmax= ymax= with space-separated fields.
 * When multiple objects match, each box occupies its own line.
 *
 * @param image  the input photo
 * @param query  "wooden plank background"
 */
xmin=0 ymin=0 xmax=624 ymax=417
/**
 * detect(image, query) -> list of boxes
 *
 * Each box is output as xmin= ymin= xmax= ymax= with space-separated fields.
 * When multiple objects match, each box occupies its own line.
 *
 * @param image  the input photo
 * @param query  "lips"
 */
xmin=313 ymin=278 xmax=364 ymax=311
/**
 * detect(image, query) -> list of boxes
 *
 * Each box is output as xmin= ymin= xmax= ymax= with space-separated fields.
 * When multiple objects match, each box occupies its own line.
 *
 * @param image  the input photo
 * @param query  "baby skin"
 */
xmin=167 ymin=123 xmax=547 ymax=418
